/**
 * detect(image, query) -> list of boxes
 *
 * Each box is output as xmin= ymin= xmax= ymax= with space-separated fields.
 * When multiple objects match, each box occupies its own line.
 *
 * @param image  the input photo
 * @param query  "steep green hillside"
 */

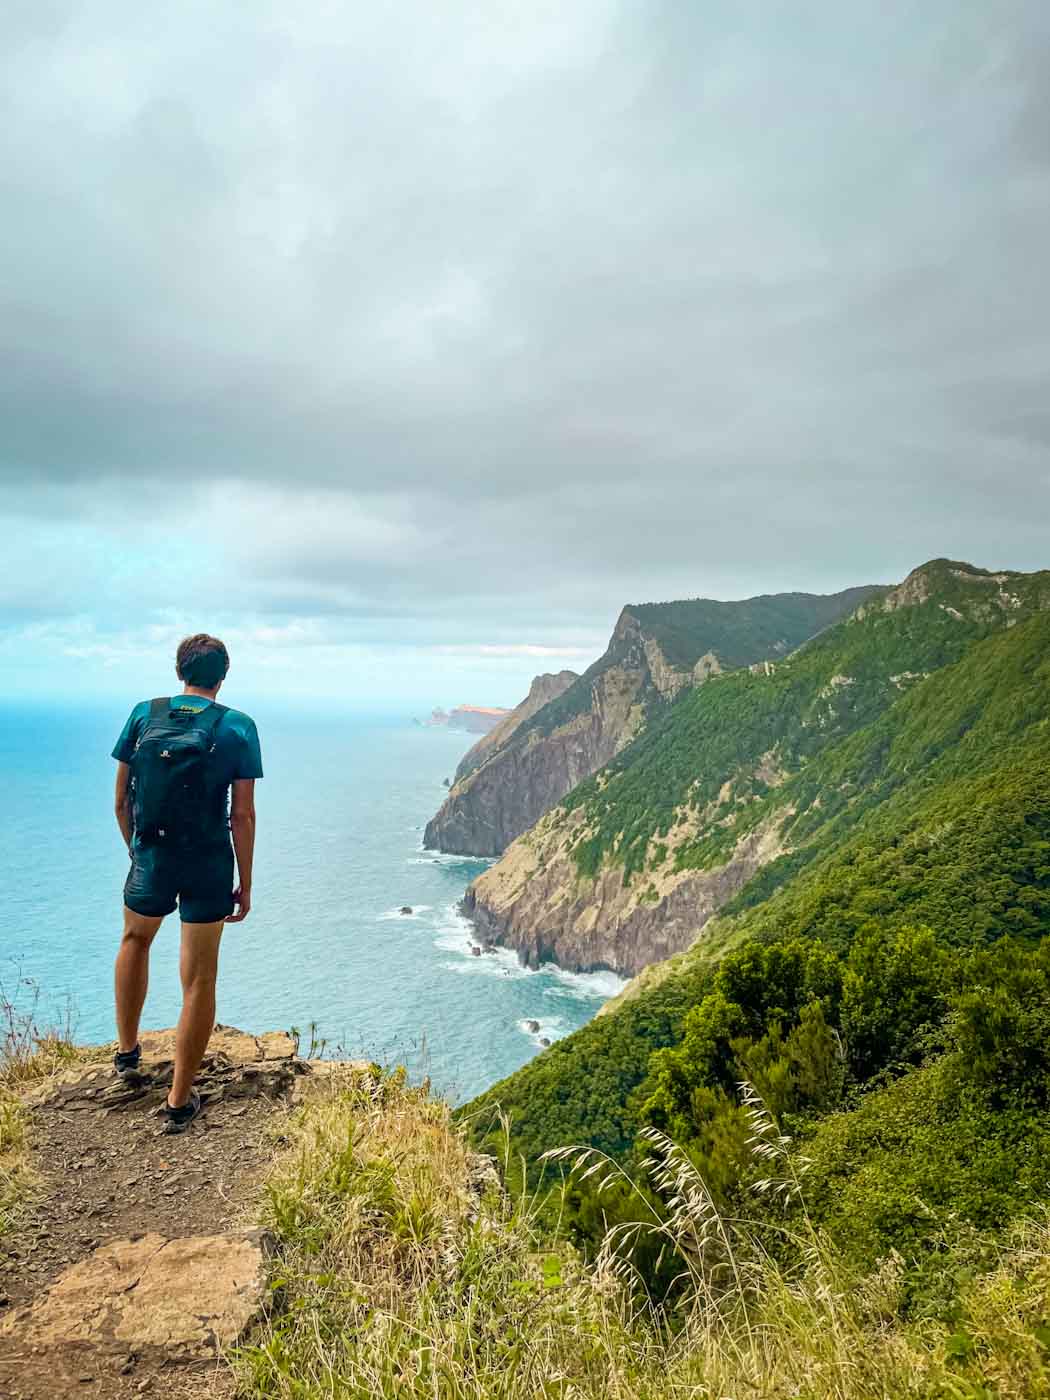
xmin=569 ymin=559 xmax=1050 ymax=882
xmin=462 ymin=565 xmax=1050 ymax=1279
xmin=517 ymin=584 xmax=880 ymax=743
xmin=426 ymin=581 xmax=878 ymax=858
xmin=465 ymin=559 xmax=1049 ymax=976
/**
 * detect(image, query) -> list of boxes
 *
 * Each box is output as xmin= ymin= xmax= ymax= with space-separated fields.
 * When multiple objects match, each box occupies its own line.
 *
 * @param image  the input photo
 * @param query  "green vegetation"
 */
xmin=627 ymin=583 xmax=879 ymax=671
xmin=513 ymin=583 xmax=881 ymax=744
xmin=568 ymin=560 xmax=1050 ymax=882
xmin=466 ymin=583 xmax=1050 ymax=1180
xmin=0 ymin=977 xmax=83 ymax=1235
xmin=239 ymin=1063 xmax=1050 ymax=1399
xmin=463 ymin=559 xmax=1050 ymax=1332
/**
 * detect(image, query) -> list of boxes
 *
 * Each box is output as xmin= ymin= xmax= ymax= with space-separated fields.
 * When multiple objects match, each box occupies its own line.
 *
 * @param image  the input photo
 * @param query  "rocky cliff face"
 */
xmin=425 ymin=659 xmax=645 ymax=857
xmin=462 ymin=806 xmax=789 ymax=976
xmin=424 ymin=585 xmax=879 ymax=858
xmin=453 ymin=670 xmax=579 ymax=784
xmin=424 ymin=611 xmax=680 ymax=857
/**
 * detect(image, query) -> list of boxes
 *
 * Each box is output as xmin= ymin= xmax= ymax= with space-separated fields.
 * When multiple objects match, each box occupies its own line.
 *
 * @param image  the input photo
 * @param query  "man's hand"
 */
xmin=226 ymin=886 xmax=251 ymax=923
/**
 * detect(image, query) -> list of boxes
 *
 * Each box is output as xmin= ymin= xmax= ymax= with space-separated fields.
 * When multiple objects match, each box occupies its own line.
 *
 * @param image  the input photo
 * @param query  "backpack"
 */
xmin=129 ymin=698 xmax=229 ymax=848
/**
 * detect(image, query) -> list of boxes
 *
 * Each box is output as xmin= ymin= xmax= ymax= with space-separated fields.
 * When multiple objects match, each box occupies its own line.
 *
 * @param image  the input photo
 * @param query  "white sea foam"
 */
xmin=433 ymin=904 xmax=531 ymax=979
xmin=516 ymin=1015 xmax=566 ymax=1048
xmin=377 ymin=904 xmax=433 ymax=922
xmin=408 ymin=850 xmax=495 ymax=869
xmin=430 ymin=903 xmax=627 ymax=999
xmin=544 ymin=967 xmax=627 ymax=1001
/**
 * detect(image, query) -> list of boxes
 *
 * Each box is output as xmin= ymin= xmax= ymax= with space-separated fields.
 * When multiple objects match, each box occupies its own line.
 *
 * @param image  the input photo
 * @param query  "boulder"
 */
xmin=0 ymin=1228 xmax=271 ymax=1364
xmin=399 ymin=906 xmax=414 ymax=915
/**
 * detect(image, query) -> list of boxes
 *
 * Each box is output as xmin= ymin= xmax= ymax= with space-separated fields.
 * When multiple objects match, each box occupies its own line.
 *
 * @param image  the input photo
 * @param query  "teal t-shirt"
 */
xmin=112 ymin=697 xmax=263 ymax=789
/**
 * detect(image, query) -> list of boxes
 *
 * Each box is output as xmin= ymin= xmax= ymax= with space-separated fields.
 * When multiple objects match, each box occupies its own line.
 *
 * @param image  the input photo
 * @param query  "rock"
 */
xmin=525 ymin=1020 xmax=540 ymax=1034
xmin=140 ymin=1025 xmax=295 ymax=1064
xmin=399 ymin=906 xmax=413 ymax=916
xmin=539 ymin=1038 xmax=551 ymax=1048
xmin=471 ymin=946 xmax=481 ymax=957
xmin=0 ymin=1229 xmax=272 ymax=1363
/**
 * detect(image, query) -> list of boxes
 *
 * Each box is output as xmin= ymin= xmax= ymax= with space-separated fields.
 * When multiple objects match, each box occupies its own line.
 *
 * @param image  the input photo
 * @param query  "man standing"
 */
xmin=111 ymin=634 xmax=262 ymax=1133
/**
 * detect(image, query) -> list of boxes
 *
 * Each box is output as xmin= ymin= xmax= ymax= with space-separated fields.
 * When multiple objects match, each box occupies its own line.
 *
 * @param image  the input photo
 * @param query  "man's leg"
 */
xmin=115 ymin=906 xmax=164 ymax=1053
xmin=169 ymin=920 xmax=224 ymax=1109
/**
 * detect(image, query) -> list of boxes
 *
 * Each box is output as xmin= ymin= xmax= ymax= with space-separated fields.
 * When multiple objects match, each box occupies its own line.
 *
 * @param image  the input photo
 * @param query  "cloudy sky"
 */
xmin=2 ymin=1 xmax=1048 ymax=707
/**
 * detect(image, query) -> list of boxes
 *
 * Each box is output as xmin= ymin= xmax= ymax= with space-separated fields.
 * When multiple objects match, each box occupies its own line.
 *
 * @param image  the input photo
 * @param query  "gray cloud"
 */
xmin=2 ymin=0 xmax=1050 ymax=662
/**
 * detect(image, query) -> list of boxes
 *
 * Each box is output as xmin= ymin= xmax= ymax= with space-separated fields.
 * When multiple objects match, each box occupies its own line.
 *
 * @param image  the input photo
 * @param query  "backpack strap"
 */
xmin=149 ymin=696 xmax=169 ymax=717
xmin=195 ymin=701 xmax=229 ymax=737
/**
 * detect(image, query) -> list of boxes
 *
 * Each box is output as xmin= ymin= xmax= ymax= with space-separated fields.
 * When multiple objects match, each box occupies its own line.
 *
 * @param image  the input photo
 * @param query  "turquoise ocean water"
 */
xmin=0 ymin=702 xmax=622 ymax=1102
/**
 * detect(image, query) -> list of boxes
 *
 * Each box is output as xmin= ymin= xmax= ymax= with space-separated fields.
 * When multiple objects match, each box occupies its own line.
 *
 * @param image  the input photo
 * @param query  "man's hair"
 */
xmin=175 ymin=634 xmax=230 ymax=689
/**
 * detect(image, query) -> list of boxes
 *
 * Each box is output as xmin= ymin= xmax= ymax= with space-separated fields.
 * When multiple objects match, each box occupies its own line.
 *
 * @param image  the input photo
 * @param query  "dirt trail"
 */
xmin=0 ymin=1026 xmax=315 ymax=1400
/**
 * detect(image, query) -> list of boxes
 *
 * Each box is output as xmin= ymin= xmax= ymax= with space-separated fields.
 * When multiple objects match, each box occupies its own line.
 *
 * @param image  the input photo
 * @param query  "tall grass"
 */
xmin=0 ymin=970 xmax=83 ymax=1235
xmin=237 ymin=1068 xmax=1050 ymax=1399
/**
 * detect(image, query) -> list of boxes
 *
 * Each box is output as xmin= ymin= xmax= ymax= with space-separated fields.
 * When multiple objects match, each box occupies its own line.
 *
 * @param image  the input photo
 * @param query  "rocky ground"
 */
xmin=0 ymin=1026 xmax=331 ymax=1400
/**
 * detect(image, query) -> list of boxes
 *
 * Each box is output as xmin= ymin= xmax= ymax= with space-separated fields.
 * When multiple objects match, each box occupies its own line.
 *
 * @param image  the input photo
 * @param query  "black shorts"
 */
xmin=124 ymin=842 xmax=235 ymax=924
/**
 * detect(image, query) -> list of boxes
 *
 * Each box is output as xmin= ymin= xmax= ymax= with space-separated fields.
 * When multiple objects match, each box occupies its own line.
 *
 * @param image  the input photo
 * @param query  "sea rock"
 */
xmin=399 ymin=906 xmax=413 ymax=915
xmin=539 ymin=1038 xmax=551 ymax=1048
xmin=525 ymin=1020 xmax=540 ymax=1033
xmin=471 ymin=946 xmax=481 ymax=957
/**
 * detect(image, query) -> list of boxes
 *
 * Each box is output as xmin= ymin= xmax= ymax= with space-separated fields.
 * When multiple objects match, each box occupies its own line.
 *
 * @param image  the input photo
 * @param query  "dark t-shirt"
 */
xmin=112 ymin=696 xmax=263 ymax=849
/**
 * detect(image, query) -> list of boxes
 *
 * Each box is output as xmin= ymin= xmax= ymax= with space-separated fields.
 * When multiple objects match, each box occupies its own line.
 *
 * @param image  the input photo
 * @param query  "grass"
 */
xmin=236 ymin=1067 xmax=1050 ymax=1399
xmin=0 ymin=971 xmax=87 ymax=1236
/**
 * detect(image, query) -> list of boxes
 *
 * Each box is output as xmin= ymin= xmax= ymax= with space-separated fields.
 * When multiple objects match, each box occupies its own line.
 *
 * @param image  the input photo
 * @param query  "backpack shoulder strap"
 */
xmin=197 ymin=701 xmax=229 ymax=735
xmin=149 ymin=696 xmax=169 ymax=717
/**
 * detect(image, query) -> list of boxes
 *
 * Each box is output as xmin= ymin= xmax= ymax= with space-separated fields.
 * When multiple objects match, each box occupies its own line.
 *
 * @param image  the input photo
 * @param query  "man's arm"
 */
xmin=114 ymin=762 xmax=133 ymax=851
xmin=227 ymin=778 xmax=256 ymax=923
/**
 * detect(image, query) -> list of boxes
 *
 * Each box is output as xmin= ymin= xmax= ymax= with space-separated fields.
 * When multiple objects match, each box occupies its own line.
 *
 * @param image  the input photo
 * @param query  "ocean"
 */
xmin=0 ymin=701 xmax=622 ymax=1103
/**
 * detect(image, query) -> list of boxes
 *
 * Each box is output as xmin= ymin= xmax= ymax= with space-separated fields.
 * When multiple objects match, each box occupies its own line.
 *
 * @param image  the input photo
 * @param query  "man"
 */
xmin=111 ymin=634 xmax=262 ymax=1133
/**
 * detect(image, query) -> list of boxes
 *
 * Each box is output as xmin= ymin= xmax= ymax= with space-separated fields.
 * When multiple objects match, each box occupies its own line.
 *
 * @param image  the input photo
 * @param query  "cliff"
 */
xmin=425 ymin=585 xmax=879 ymax=858
xmin=452 ymin=670 xmax=579 ymax=784
xmin=464 ymin=559 xmax=1050 ymax=976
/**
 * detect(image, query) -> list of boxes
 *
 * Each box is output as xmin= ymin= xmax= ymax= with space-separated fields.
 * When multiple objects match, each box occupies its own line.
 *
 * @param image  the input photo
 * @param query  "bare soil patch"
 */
xmin=0 ymin=1026 xmax=305 ymax=1400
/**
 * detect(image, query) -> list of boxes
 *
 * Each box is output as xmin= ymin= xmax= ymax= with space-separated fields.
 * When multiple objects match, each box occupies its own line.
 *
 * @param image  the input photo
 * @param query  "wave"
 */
xmin=516 ymin=1015 xmax=566 ymax=1048
xmin=433 ymin=904 xmax=532 ymax=980
xmin=430 ymin=903 xmax=627 ymax=999
xmin=543 ymin=966 xmax=627 ymax=1001
xmin=407 ymin=850 xmax=496 ymax=870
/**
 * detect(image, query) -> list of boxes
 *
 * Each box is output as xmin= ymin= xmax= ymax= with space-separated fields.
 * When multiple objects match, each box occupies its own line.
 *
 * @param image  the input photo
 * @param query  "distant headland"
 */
xmin=417 ymin=704 xmax=511 ymax=735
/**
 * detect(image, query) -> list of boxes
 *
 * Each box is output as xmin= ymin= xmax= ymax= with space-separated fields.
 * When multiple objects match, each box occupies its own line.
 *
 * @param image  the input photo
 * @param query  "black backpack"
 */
xmin=129 ymin=698 xmax=229 ymax=848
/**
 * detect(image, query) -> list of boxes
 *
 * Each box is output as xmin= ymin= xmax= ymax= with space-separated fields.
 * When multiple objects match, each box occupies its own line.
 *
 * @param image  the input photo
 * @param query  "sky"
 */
xmin=2 ymin=1 xmax=1049 ymax=708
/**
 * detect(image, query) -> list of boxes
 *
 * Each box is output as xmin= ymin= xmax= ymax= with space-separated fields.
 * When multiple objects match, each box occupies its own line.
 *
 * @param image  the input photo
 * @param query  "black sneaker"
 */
xmin=114 ymin=1044 xmax=142 ymax=1079
xmin=161 ymin=1088 xmax=202 ymax=1135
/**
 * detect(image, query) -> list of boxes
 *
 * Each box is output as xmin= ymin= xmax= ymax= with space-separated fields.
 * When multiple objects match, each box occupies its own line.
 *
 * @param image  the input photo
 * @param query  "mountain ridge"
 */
xmin=462 ymin=558 xmax=1050 ymax=976
xmin=425 ymin=583 xmax=880 ymax=858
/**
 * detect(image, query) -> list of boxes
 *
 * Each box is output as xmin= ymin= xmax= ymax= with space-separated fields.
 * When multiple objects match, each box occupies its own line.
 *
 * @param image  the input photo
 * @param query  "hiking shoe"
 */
xmin=113 ymin=1044 xmax=142 ymax=1079
xmin=161 ymin=1088 xmax=202 ymax=1135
